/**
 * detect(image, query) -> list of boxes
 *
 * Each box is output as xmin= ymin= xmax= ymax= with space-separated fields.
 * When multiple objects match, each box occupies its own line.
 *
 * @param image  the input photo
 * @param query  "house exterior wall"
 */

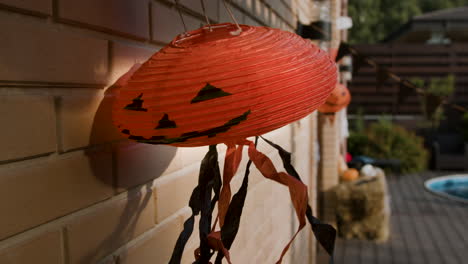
xmin=0 ymin=1 xmax=326 ymax=264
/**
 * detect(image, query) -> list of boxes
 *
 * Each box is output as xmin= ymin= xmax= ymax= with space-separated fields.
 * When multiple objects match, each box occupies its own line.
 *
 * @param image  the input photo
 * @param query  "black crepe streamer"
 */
xmin=214 ymin=137 xmax=258 ymax=264
xmin=335 ymin=42 xmax=351 ymax=62
xmin=197 ymin=145 xmax=221 ymax=263
xmin=210 ymin=156 xmax=222 ymax=214
xmin=297 ymin=21 xmax=331 ymax=41
xmin=169 ymin=187 xmax=200 ymax=264
xmin=169 ymin=145 xmax=220 ymax=264
xmin=260 ymin=136 xmax=336 ymax=264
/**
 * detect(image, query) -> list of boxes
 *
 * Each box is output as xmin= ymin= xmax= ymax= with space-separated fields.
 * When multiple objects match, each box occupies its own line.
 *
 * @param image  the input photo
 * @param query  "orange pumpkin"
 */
xmin=318 ymin=83 xmax=351 ymax=114
xmin=341 ymin=168 xmax=359 ymax=181
xmin=112 ymin=23 xmax=337 ymax=147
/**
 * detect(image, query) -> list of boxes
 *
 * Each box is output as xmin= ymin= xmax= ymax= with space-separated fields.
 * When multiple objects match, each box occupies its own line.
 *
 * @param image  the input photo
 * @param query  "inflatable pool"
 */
xmin=424 ymin=175 xmax=468 ymax=204
xmin=425 ymin=175 xmax=468 ymax=204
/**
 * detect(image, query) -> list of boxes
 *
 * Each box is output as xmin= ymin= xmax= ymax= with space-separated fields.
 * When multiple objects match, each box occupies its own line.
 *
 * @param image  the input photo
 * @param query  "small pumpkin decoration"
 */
xmin=341 ymin=168 xmax=359 ymax=182
xmin=318 ymin=83 xmax=351 ymax=114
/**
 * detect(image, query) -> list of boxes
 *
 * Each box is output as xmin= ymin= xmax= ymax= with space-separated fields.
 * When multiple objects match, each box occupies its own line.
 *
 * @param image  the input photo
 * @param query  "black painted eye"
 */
xmin=191 ymin=83 xmax=231 ymax=103
xmin=124 ymin=93 xmax=148 ymax=111
xmin=155 ymin=113 xmax=177 ymax=129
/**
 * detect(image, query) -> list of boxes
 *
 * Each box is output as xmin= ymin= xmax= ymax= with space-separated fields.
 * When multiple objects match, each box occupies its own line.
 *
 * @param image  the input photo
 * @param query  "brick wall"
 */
xmin=0 ymin=1 xmax=324 ymax=264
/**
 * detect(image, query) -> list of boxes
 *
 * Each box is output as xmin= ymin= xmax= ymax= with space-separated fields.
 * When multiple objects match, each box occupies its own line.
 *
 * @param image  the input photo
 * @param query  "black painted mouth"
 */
xmin=121 ymin=110 xmax=251 ymax=145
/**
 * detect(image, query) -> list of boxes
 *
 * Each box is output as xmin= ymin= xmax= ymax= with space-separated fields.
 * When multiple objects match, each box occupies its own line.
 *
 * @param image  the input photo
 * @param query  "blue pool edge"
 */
xmin=424 ymin=175 xmax=468 ymax=205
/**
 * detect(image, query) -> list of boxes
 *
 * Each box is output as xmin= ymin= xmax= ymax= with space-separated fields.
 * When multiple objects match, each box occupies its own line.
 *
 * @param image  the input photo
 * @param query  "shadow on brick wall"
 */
xmin=86 ymin=64 xmax=177 ymax=189
xmin=79 ymin=184 xmax=153 ymax=264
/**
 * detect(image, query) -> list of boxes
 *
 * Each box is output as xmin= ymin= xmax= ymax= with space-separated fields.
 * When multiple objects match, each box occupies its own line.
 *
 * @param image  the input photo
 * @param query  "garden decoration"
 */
xmin=318 ymin=83 xmax=351 ymax=119
xmin=341 ymin=168 xmax=359 ymax=182
xmin=112 ymin=21 xmax=337 ymax=264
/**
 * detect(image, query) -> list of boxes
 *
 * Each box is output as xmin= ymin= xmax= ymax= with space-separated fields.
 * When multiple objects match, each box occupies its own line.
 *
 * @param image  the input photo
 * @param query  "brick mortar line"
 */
xmin=260 ymin=0 xmax=297 ymax=29
xmin=0 ymin=81 xmax=106 ymax=89
xmin=56 ymin=17 xmax=149 ymax=42
xmin=0 ymin=182 xmax=152 ymax=250
xmin=153 ymin=0 xmax=217 ymax=24
xmin=103 ymin=206 xmax=192 ymax=262
xmin=54 ymin=96 xmax=64 ymax=153
xmin=52 ymin=0 xmax=59 ymax=19
xmin=155 ymin=0 xmax=293 ymax=30
xmin=237 ymin=0 xmax=295 ymax=29
xmin=0 ymin=3 xmax=49 ymax=18
xmin=152 ymin=160 xmax=202 ymax=187
xmin=0 ymin=147 xmax=101 ymax=171
xmin=61 ymin=228 xmax=70 ymax=264
xmin=0 ymin=152 xmax=54 ymax=166
xmin=0 ymin=7 xmax=162 ymax=51
xmin=148 ymin=1 xmax=154 ymax=41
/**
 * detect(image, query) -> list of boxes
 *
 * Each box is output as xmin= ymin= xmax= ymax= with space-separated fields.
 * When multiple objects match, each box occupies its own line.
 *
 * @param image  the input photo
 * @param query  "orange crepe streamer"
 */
xmin=113 ymin=23 xmax=337 ymax=147
xmin=328 ymin=48 xmax=338 ymax=61
xmin=206 ymin=231 xmax=232 ymax=264
xmin=218 ymin=144 xmax=244 ymax=227
xmin=246 ymin=141 xmax=308 ymax=263
xmin=318 ymin=83 xmax=351 ymax=114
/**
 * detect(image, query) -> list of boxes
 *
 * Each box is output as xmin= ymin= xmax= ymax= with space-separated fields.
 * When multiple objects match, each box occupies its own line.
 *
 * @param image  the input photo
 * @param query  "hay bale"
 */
xmin=331 ymin=169 xmax=390 ymax=241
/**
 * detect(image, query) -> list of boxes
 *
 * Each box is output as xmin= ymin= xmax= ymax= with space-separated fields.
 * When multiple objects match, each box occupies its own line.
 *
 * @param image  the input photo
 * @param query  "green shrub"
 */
xmin=348 ymin=118 xmax=428 ymax=173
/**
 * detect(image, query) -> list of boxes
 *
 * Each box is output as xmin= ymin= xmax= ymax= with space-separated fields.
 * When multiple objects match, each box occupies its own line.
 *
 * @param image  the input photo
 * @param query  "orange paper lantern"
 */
xmin=113 ymin=23 xmax=337 ymax=147
xmin=318 ymin=83 xmax=351 ymax=114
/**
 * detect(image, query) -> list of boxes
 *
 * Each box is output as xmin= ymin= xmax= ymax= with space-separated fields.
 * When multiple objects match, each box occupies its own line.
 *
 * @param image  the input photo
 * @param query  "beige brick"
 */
xmin=178 ymin=146 xmax=209 ymax=168
xmin=293 ymin=117 xmax=313 ymax=187
xmin=59 ymin=0 xmax=150 ymax=39
xmin=0 ymin=230 xmax=62 ymax=264
xmin=219 ymin=3 xmax=245 ymax=24
xmin=0 ymin=0 xmax=52 ymax=14
xmin=0 ymin=95 xmax=56 ymax=162
xmin=257 ymin=124 xmax=292 ymax=154
xmin=99 ymin=257 xmax=116 ymax=264
xmin=114 ymin=141 xmax=179 ymax=190
xmin=152 ymin=2 xmax=204 ymax=43
xmin=0 ymin=12 xmax=108 ymax=84
xmin=153 ymin=166 xmax=199 ymax=223
xmin=178 ymin=0 xmax=218 ymax=21
xmin=66 ymin=190 xmax=155 ymax=264
xmin=119 ymin=210 xmax=188 ymax=264
xmin=267 ymin=0 xmax=283 ymax=14
xmin=58 ymin=90 xmax=126 ymax=151
xmin=110 ymin=42 xmax=158 ymax=85
xmin=0 ymin=150 xmax=113 ymax=240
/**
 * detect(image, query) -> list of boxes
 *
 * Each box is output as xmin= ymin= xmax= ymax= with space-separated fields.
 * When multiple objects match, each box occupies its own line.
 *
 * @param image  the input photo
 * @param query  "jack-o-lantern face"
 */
xmin=318 ymin=83 xmax=351 ymax=114
xmin=113 ymin=23 xmax=337 ymax=147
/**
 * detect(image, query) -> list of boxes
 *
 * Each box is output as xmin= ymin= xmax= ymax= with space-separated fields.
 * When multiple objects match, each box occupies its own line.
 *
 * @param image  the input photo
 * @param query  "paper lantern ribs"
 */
xmin=113 ymin=23 xmax=337 ymax=147
xmin=112 ymin=23 xmax=337 ymax=264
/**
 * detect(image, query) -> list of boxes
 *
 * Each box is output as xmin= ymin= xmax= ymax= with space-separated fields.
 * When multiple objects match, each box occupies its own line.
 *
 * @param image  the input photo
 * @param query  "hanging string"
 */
xmin=200 ymin=0 xmax=212 ymax=32
xmin=174 ymin=0 xmax=188 ymax=33
xmin=222 ymin=0 xmax=242 ymax=35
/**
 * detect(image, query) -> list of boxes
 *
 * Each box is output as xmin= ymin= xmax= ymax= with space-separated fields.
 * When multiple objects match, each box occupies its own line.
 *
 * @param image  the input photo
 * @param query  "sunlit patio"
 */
xmin=331 ymin=171 xmax=468 ymax=264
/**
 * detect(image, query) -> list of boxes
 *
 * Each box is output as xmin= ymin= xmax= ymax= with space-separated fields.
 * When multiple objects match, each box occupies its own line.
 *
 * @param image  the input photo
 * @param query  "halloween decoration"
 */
xmin=341 ymin=168 xmax=359 ymax=182
xmin=113 ymin=24 xmax=337 ymax=147
xmin=318 ymin=83 xmax=351 ymax=114
xmin=112 ymin=22 xmax=337 ymax=264
xmin=296 ymin=20 xmax=331 ymax=41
